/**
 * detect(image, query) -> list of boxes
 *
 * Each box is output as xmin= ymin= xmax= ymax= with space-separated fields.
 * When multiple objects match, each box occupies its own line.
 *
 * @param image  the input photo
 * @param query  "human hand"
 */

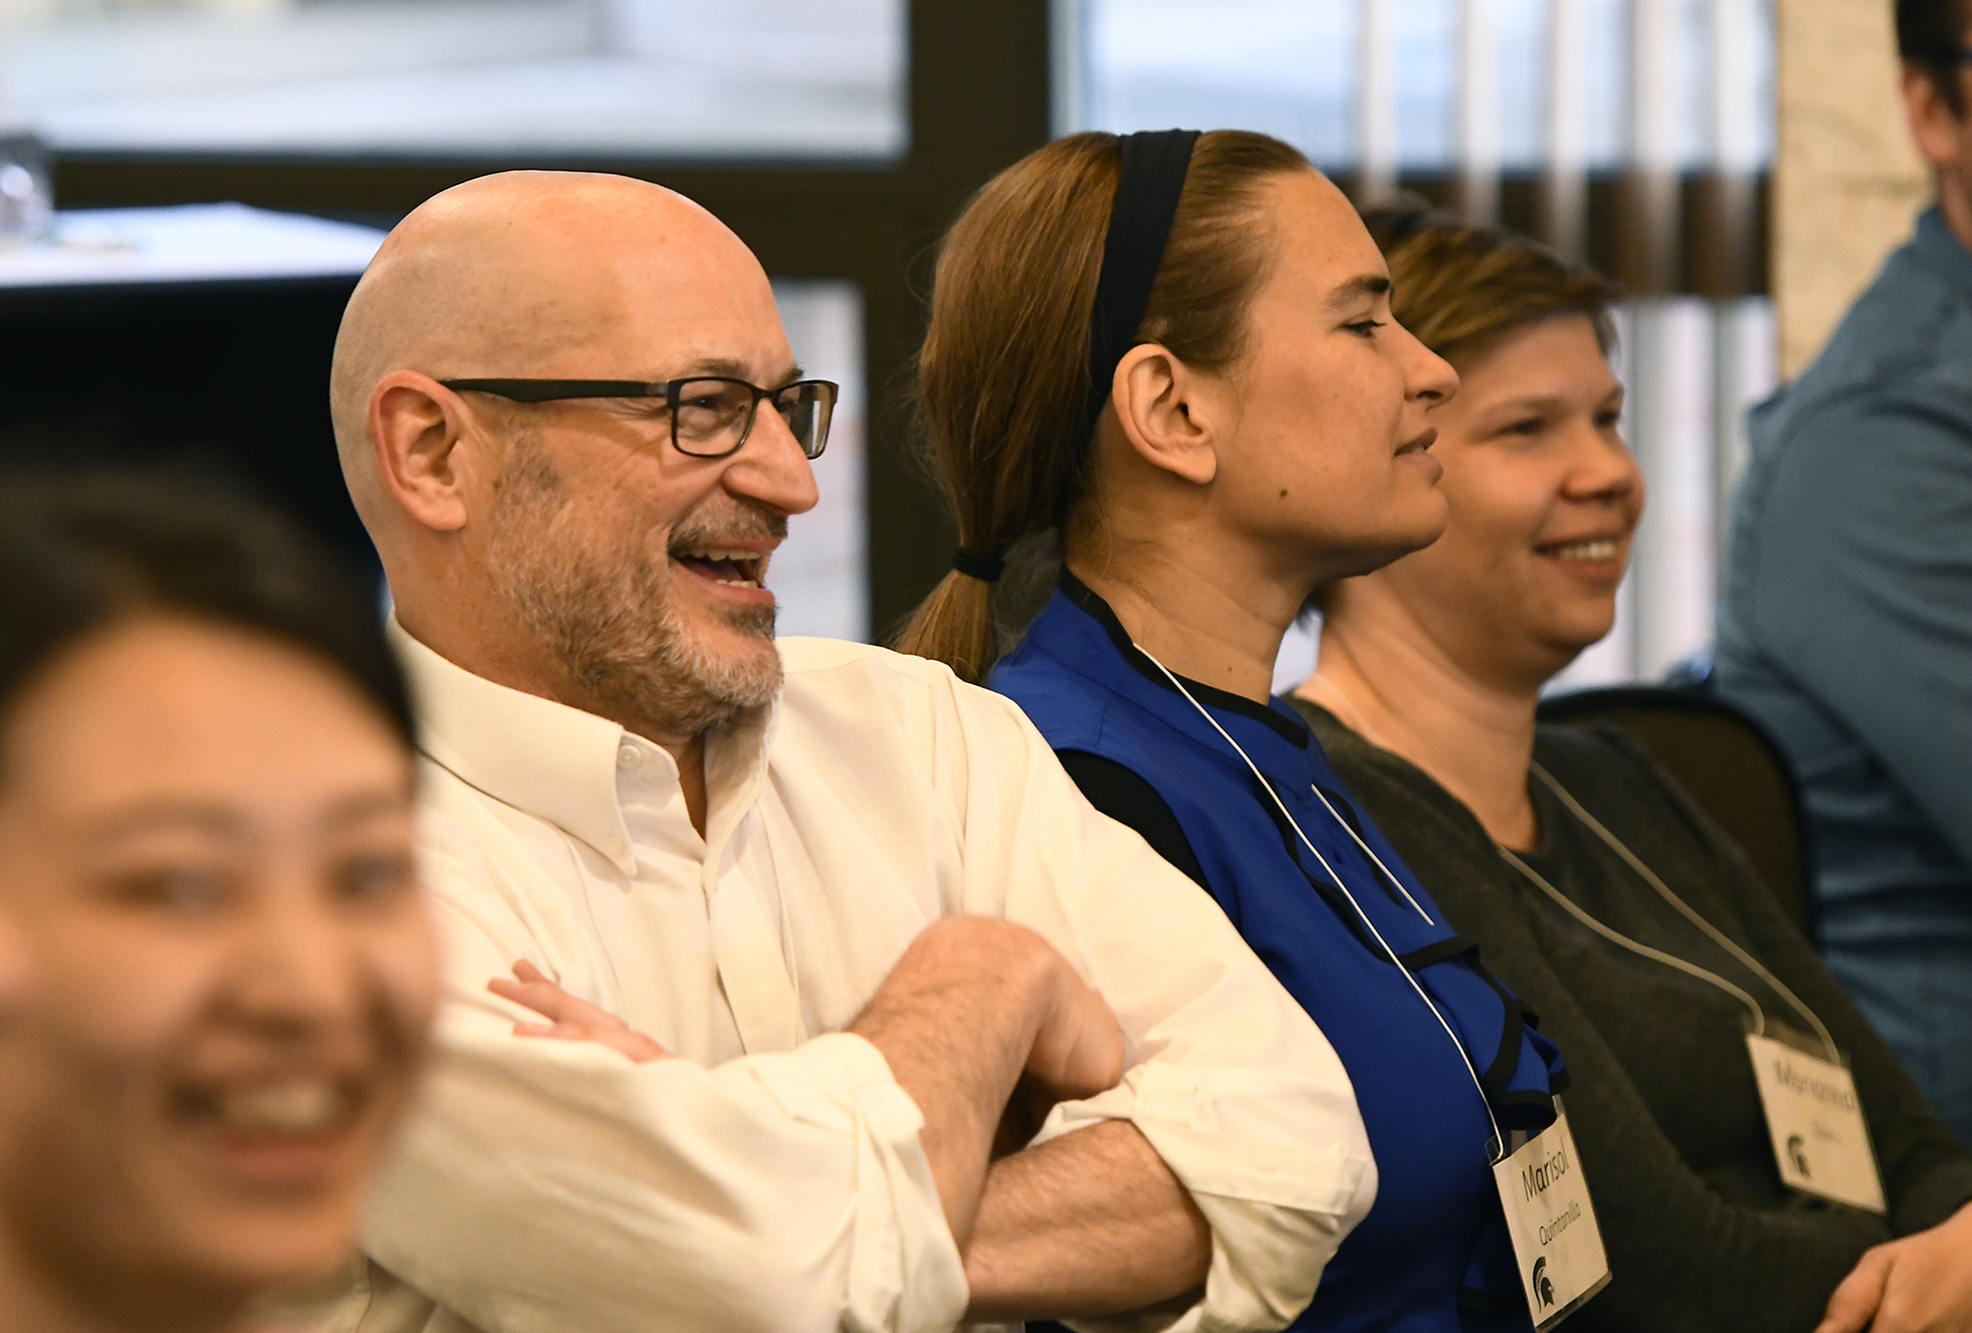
xmin=1024 ymin=950 xmax=1125 ymax=1102
xmin=1816 ymin=1204 xmax=1972 ymax=1333
xmin=487 ymin=959 xmax=671 ymax=1064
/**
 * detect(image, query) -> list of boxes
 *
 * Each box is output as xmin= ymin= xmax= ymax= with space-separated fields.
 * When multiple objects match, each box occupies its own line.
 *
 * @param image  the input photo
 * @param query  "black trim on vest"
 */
xmin=1396 ymin=934 xmax=1569 ymax=1105
xmin=1472 ymin=963 xmax=1571 ymax=1101
xmin=1391 ymin=933 xmax=1523 ymax=1096
xmin=1393 ymin=936 xmax=1474 ymax=970
xmin=1484 ymin=985 xmax=1528 ymax=1099
xmin=1049 ymin=571 xmax=1561 ymax=1115
xmin=1057 ymin=569 xmax=1310 ymax=748
xmin=1056 ymin=749 xmax=1211 ymax=890
xmin=1231 ymin=785 xmax=1570 ymax=1115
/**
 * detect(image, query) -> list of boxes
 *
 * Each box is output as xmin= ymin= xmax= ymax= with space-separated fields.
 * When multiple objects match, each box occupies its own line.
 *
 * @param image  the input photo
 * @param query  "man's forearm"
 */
xmin=849 ymin=916 xmax=1123 ymax=1251
xmin=962 ymin=1119 xmax=1211 ymax=1323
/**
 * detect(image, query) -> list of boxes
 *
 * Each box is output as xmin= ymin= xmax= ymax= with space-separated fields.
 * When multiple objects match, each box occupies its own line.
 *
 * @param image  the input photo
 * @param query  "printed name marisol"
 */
xmin=1522 ymin=1142 xmax=1571 ymax=1201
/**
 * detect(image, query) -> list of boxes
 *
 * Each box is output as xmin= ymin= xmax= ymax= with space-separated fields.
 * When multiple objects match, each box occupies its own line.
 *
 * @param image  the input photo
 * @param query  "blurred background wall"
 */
xmin=0 ymin=0 xmax=1935 ymax=682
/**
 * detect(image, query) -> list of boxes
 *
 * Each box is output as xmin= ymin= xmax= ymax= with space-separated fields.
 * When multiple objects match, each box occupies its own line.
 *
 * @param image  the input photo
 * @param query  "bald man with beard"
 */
xmin=320 ymin=171 xmax=1376 ymax=1333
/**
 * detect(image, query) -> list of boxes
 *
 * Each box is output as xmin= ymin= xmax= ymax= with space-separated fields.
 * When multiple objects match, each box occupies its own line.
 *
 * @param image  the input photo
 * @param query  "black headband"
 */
xmin=1070 ymin=129 xmax=1201 ymax=500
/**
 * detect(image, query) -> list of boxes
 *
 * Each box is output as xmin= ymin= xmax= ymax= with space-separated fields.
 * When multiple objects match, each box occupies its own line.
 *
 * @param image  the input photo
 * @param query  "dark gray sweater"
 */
xmin=1291 ymin=699 xmax=1972 ymax=1333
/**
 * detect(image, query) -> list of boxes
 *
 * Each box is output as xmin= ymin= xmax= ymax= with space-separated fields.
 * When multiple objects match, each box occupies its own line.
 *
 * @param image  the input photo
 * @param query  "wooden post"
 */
xmin=1773 ymin=0 xmax=1929 ymax=377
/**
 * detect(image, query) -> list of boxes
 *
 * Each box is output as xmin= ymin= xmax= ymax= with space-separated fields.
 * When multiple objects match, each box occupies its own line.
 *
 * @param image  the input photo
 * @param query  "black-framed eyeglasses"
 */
xmin=440 ymin=376 xmax=839 ymax=460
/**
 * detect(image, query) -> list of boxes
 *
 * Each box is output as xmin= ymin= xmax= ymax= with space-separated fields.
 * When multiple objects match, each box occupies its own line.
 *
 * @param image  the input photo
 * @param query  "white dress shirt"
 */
xmin=319 ymin=626 xmax=1375 ymax=1333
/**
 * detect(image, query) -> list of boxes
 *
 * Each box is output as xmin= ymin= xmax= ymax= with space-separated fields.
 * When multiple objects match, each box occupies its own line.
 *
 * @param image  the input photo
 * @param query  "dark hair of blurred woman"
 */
xmin=0 ymin=475 xmax=413 ymax=752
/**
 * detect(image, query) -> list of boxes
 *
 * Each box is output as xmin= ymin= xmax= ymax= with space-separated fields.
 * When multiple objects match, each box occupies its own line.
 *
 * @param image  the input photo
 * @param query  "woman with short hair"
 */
xmin=0 ymin=477 xmax=439 ymax=1333
xmin=901 ymin=132 xmax=1579 ymax=1331
xmin=1294 ymin=204 xmax=1972 ymax=1333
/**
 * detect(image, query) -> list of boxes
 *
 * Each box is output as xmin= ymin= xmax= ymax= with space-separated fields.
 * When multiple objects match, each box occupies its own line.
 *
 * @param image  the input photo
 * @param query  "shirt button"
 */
xmin=617 ymin=745 xmax=642 ymax=771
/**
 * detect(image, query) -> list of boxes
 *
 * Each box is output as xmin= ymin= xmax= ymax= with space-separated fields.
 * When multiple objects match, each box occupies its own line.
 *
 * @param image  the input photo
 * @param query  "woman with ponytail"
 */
xmin=900 ymin=132 xmax=1589 ymax=1331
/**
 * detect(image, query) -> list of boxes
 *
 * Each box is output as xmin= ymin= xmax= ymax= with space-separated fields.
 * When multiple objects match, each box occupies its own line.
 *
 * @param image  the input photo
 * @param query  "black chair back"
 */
xmin=1536 ymin=685 xmax=1817 ymax=942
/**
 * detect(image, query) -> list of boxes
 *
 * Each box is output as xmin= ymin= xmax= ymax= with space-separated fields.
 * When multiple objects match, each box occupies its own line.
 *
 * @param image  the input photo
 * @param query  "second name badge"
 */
xmin=1746 ymin=1032 xmax=1885 ymax=1214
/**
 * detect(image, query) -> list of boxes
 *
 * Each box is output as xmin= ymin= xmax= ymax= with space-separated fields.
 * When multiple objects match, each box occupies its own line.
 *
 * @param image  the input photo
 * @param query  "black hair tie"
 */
xmin=951 ymin=547 xmax=1005 ymax=583
xmin=1063 ymin=128 xmax=1201 ymax=521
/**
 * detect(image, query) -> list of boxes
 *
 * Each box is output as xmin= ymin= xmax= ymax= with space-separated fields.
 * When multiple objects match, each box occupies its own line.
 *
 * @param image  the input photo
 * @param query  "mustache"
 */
xmin=666 ymin=502 xmax=788 ymax=553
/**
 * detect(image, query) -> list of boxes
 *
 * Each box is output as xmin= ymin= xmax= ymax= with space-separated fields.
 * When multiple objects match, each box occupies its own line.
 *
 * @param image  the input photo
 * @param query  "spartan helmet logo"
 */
xmin=1787 ymin=1134 xmax=1811 ymax=1178
xmin=1532 ymin=1256 xmax=1555 ymax=1309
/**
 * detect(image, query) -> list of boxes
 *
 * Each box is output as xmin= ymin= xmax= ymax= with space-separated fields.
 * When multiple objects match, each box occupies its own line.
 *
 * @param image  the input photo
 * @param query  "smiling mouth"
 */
xmin=671 ymin=545 xmax=770 ymax=589
xmin=1396 ymin=428 xmax=1438 ymax=456
xmin=180 ymin=1076 xmax=358 ymax=1137
xmin=1537 ymin=539 xmax=1621 ymax=562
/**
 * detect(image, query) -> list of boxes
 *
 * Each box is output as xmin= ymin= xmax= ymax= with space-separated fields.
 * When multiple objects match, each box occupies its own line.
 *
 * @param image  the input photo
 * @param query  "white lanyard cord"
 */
xmin=1519 ymin=762 xmax=1838 ymax=1061
xmin=1309 ymin=784 xmax=1436 ymax=924
xmin=1497 ymin=843 xmax=1769 ymax=1037
xmin=1136 ymin=648 xmax=1507 ymax=1158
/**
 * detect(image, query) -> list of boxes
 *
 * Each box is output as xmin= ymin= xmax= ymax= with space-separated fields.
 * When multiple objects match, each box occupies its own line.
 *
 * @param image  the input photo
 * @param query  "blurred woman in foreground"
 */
xmin=1293 ymin=206 xmax=1972 ymax=1333
xmin=0 ymin=477 xmax=439 ymax=1333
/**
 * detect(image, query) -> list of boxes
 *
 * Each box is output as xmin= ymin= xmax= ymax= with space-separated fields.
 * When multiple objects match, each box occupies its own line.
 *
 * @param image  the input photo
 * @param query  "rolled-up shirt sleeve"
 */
xmin=943 ymin=681 xmax=1378 ymax=1332
xmin=359 ymin=900 xmax=967 ymax=1333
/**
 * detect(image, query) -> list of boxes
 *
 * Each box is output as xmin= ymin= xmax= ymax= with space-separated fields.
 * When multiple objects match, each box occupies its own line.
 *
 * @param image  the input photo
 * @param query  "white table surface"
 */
xmin=0 ymin=203 xmax=385 ymax=288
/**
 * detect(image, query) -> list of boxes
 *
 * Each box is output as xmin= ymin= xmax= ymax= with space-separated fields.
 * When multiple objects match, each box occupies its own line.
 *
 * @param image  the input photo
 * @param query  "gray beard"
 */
xmin=484 ymin=441 xmax=784 ymax=739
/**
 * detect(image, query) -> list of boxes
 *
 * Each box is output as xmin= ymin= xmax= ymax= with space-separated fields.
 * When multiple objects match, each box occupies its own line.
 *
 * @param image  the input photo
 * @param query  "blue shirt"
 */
xmin=1716 ymin=207 xmax=1972 ymax=953
xmin=993 ymin=578 xmax=1569 ymax=1332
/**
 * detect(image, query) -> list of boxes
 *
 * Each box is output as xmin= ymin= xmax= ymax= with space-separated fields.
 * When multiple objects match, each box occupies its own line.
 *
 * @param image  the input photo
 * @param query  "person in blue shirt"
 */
xmin=897 ymin=129 xmax=1578 ymax=1331
xmin=1716 ymin=0 xmax=1972 ymax=1146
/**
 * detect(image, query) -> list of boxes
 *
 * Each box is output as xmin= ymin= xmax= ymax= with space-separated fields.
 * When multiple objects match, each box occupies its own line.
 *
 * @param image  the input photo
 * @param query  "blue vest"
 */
xmin=993 ymin=580 xmax=1567 ymax=1332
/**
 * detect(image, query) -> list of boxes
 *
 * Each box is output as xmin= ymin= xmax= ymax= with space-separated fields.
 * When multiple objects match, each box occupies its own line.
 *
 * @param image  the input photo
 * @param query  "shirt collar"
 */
xmin=390 ymin=620 xmax=783 ymax=871
xmin=389 ymin=619 xmax=639 ymax=871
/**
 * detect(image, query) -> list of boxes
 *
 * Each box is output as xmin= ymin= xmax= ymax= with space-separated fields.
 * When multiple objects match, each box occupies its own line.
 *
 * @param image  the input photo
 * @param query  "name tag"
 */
xmin=1491 ymin=1100 xmax=1610 ymax=1329
xmin=1746 ymin=1032 xmax=1885 ymax=1213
